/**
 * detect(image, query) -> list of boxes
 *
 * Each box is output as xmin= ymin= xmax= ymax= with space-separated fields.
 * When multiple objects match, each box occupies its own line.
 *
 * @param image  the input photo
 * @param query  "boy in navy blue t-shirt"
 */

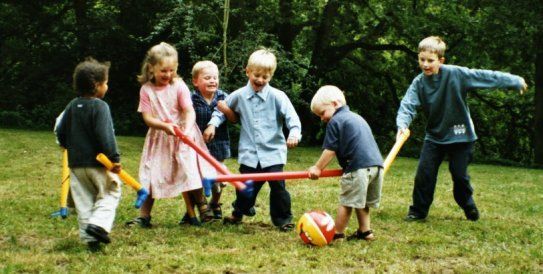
xmin=309 ymin=85 xmax=383 ymax=241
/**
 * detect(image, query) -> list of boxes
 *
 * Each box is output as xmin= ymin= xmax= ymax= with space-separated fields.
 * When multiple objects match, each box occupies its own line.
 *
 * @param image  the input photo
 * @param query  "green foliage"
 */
xmin=1 ymin=129 xmax=542 ymax=272
xmin=0 ymin=0 xmax=540 ymax=164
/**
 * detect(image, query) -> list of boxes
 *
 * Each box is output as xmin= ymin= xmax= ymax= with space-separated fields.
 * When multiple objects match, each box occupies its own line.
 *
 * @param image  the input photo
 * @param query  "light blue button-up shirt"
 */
xmin=208 ymin=82 xmax=301 ymax=168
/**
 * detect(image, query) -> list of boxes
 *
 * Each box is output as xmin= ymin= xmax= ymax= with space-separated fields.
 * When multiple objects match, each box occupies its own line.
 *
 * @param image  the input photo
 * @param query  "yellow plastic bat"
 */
xmin=96 ymin=153 xmax=149 ymax=208
xmin=383 ymin=129 xmax=411 ymax=175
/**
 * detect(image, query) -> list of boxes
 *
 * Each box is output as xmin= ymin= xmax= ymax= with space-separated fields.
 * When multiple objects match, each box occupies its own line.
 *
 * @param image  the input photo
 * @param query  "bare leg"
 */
xmin=139 ymin=197 xmax=155 ymax=218
xmin=335 ymin=205 xmax=352 ymax=234
xmin=354 ymin=206 xmax=374 ymax=240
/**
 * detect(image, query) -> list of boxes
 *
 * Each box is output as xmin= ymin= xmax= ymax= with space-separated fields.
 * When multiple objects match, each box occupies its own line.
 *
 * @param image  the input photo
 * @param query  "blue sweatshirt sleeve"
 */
xmin=94 ymin=101 xmax=120 ymax=163
xmin=396 ymin=76 xmax=422 ymax=129
xmin=457 ymin=67 xmax=523 ymax=91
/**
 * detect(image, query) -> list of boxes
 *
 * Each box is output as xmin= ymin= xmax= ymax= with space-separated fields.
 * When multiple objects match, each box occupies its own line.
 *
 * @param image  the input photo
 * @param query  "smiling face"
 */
xmin=193 ymin=66 xmax=219 ymax=96
xmin=418 ymin=50 xmax=444 ymax=76
xmin=246 ymin=67 xmax=272 ymax=92
xmin=152 ymin=57 xmax=178 ymax=86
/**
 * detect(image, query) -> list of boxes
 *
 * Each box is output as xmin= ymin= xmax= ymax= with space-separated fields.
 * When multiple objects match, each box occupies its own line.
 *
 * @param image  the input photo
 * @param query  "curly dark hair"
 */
xmin=73 ymin=57 xmax=110 ymax=96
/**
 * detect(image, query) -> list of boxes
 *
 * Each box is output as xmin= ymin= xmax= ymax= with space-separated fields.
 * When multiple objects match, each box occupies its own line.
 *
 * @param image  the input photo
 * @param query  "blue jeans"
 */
xmin=409 ymin=141 xmax=477 ymax=217
xmin=232 ymin=163 xmax=293 ymax=227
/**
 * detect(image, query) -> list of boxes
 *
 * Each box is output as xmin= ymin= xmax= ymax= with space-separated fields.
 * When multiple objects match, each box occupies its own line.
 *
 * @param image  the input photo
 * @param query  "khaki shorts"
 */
xmin=339 ymin=166 xmax=383 ymax=209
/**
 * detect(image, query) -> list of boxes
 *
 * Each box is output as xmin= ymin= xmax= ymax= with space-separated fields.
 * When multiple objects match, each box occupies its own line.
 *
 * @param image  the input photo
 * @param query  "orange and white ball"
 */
xmin=296 ymin=210 xmax=336 ymax=246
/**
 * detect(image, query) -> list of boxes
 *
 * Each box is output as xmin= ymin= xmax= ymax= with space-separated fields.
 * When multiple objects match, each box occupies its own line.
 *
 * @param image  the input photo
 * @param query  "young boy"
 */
xmin=189 ymin=60 xmax=230 ymax=220
xmin=396 ymin=36 xmax=528 ymax=222
xmin=308 ymin=85 xmax=383 ymax=241
xmin=55 ymin=58 xmax=122 ymax=252
xmin=208 ymin=48 xmax=302 ymax=231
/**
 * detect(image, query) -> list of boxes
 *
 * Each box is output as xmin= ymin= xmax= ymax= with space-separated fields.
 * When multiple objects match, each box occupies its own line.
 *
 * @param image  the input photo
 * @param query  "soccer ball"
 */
xmin=296 ymin=210 xmax=336 ymax=246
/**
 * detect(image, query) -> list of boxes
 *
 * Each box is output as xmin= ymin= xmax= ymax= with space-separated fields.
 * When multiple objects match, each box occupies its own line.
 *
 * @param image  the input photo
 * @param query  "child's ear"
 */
xmin=439 ymin=57 xmax=445 ymax=64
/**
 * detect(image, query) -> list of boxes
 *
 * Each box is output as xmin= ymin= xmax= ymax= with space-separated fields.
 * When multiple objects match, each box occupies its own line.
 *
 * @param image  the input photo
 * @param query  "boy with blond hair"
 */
xmin=208 ymin=48 xmax=301 ymax=231
xmin=397 ymin=36 xmax=528 ymax=222
xmin=308 ymin=85 xmax=383 ymax=241
xmin=187 ymin=60 xmax=230 ymax=220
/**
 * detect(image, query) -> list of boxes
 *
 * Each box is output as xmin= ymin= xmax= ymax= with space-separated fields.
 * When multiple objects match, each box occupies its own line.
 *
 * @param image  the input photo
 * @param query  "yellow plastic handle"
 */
xmin=96 ymin=153 xmax=142 ymax=191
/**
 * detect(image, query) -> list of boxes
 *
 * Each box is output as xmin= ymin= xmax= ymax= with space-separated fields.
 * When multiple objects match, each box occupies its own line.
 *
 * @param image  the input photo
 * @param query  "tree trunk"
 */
xmin=534 ymin=32 xmax=543 ymax=166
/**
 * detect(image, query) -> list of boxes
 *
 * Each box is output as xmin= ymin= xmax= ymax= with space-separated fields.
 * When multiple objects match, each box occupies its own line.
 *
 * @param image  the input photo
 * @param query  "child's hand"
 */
xmin=217 ymin=100 xmax=229 ymax=113
xmin=397 ymin=128 xmax=408 ymax=141
xmin=203 ymin=125 xmax=216 ymax=143
xmin=308 ymin=166 xmax=321 ymax=180
xmin=163 ymin=123 xmax=177 ymax=135
xmin=287 ymin=137 xmax=299 ymax=148
xmin=110 ymin=163 xmax=122 ymax=174
xmin=519 ymin=77 xmax=528 ymax=95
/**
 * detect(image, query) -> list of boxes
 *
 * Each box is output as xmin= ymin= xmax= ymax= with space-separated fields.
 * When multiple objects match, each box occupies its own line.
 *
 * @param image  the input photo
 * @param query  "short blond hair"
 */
xmin=418 ymin=36 xmax=446 ymax=58
xmin=192 ymin=60 xmax=219 ymax=80
xmin=310 ymin=85 xmax=346 ymax=112
xmin=246 ymin=48 xmax=277 ymax=74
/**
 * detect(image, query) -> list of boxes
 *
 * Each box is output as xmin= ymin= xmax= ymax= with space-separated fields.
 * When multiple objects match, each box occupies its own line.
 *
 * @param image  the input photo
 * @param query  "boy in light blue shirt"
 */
xmin=208 ymin=48 xmax=301 ymax=231
xmin=396 ymin=36 xmax=528 ymax=222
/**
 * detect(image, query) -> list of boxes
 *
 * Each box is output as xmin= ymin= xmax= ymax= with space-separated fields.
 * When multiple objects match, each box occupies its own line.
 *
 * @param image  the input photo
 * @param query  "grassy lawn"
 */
xmin=1 ymin=128 xmax=542 ymax=273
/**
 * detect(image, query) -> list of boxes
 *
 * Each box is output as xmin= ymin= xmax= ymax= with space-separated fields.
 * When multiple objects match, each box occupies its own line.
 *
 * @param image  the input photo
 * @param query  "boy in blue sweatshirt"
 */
xmin=396 ymin=36 xmax=527 ymax=221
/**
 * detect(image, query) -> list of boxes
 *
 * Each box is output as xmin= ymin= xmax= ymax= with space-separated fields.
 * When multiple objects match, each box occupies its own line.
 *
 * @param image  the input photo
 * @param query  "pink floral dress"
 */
xmin=137 ymin=79 xmax=215 ymax=199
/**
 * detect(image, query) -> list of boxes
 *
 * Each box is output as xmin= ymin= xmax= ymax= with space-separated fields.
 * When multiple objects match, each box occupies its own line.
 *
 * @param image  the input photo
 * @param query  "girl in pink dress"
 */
xmin=126 ymin=42 xmax=214 ymax=227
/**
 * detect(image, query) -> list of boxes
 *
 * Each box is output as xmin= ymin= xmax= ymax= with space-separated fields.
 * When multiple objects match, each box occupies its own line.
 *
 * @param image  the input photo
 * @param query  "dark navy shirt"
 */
xmin=191 ymin=89 xmax=231 ymax=161
xmin=323 ymin=105 xmax=383 ymax=172
xmin=56 ymin=97 xmax=120 ymax=168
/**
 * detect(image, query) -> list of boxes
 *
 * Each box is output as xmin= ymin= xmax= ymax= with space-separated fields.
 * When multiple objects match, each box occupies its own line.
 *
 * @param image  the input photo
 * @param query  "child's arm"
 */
xmin=181 ymin=105 xmax=196 ymax=135
xmin=217 ymin=100 xmax=238 ymax=123
xmin=460 ymin=67 xmax=528 ymax=94
xmin=142 ymin=112 xmax=177 ymax=135
xmin=396 ymin=79 xmax=422 ymax=132
xmin=309 ymin=149 xmax=336 ymax=179
xmin=277 ymin=94 xmax=302 ymax=148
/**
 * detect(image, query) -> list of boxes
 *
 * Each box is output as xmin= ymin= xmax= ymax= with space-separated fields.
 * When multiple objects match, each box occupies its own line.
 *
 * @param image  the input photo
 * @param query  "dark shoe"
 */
xmin=210 ymin=203 xmax=223 ymax=219
xmin=85 ymin=224 xmax=111 ymax=244
xmin=333 ymin=233 xmax=345 ymax=240
xmin=404 ymin=213 xmax=426 ymax=222
xmin=178 ymin=213 xmax=201 ymax=226
xmin=223 ymin=215 xmax=242 ymax=225
xmin=87 ymin=241 xmax=102 ymax=252
xmin=231 ymin=201 xmax=256 ymax=216
xmin=125 ymin=216 xmax=152 ymax=228
xmin=464 ymin=207 xmax=480 ymax=221
xmin=278 ymin=223 xmax=295 ymax=232
xmin=347 ymin=230 xmax=374 ymax=241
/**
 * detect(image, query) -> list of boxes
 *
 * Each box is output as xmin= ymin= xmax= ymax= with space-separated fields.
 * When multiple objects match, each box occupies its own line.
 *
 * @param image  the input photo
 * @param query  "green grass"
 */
xmin=1 ymin=128 xmax=542 ymax=273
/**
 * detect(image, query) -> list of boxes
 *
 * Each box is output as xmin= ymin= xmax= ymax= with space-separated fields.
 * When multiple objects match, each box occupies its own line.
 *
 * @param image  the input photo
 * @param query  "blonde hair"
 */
xmin=418 ymin=36 xmax=446 ymax=58
xmin=246 ymin=48 xmax=277 ymax=74
xmin=191 ymin=60 xmax=219 ymax=80
xmin=310 ymin=85 xmax=346 ymax=112
xmin=137 ymin=42 xmax=179 ymax=85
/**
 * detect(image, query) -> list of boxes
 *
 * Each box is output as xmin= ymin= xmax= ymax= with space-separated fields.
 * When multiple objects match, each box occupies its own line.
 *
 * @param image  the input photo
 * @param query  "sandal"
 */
xmin=125 ymin=216 xmax=152 ymax=228
xmin=178 ymin=213 xmax=201 ymax=226
xmin=198 ymin=204 xmax=214 ymax=223
xmin=279 ymin=223 xmax=295 ymax=232
xmin=347 ymin=230 xmax=374 ymax=241
xmin=333 ymin=233 xmax=345 ymax=240
xmin=209 ymin=203 xmax=223 ymax=219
